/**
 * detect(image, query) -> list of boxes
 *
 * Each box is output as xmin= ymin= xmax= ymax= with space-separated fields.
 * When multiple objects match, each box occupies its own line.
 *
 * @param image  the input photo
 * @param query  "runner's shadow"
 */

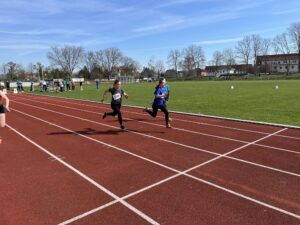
xmin=48 ymin=127 xmax=165 ymax=136
xmin=128 ymin=128 xmax=165 ymax=134
xmin=48 ymin=128 xmax=122 ymax=136
xmin=123 ymin=118 xmax=148 ymax=122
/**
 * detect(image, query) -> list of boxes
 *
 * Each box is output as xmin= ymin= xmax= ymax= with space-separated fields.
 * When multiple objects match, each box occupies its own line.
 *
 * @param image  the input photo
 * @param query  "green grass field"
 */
xmin=32 ymin=80 xmax=300 ymax=127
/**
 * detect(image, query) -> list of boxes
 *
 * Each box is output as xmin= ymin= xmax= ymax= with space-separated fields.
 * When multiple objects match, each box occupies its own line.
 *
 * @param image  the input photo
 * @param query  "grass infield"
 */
xmin=32 ymin=80 xmax=300 ymax=127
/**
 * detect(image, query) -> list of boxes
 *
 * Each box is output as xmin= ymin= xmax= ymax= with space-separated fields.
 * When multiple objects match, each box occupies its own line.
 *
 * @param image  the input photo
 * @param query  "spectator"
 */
xmin=96 ymin=79 xmax=100 ymax=90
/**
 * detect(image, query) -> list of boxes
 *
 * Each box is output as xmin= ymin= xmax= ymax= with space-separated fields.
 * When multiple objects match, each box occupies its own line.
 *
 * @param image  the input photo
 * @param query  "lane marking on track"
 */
xmin=15 ymin=93 xmax=300 ymax=140
xmin=58 ymin=127 xmax=299 ymax=224
xmin=11 ymin=102 xmax=300 ymax=178
xmin=6 ymin=124 xmax=160 ymax=225
xmin=12 ymin=96 xmax=300 ymax=155
xmin=9 ymin=108 xmax=300 ymax=224
xmin=11 ymin=96 xmax=250 ymax=144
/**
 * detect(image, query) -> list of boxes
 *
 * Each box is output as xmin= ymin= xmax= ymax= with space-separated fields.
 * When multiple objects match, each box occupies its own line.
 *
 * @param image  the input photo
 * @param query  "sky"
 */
xmin=0 ymin=0 xmax=300 ymax=70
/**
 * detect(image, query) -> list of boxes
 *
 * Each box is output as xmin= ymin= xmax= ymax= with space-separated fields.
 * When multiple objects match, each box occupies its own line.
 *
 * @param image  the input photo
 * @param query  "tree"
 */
xmin=140 ymin=67 xmax=154 ymax=79
xmin=181 ymin=45 xmax=205 ymax=76
xmin=103 ymin=47 xmax=123 ymax=79
xmin=47 ymin=69 xmax=69 ymax=80
xmin=121 ymin=56 xmax=140 ymax=76
xmin=211 ymin=51 xmax=223 ymax=75
xmin=27 ymin=63 xmax=35 ymax=81
xmin=78 ymin=66 xmax=90 ymax=79
xmin=251 ymin=35 xmax=263 ymax=67
xmin=155 ymin=59 xmax=165 ymax=77
xmin=147 ymin=57 xmax=165 ymax=79
xmin=34 ymin=62 xmax=45 ymax=81
xmin=93 ymin=50 xmax=107 ymax=79
xmin=184 ymin=45 xmax=205 ymax=68
xmin=236 ymin=36 xmax=252 ymax=73
xmin=167 ymin=49 xmax=181 ymax=72
xmin=85 ymin=51 xmax=97 ymax=77
xmin=1 ymin=63 xmax=7 ymax=79
xmin=273 ymin=33 xmax=292 ymax=75
xmin=47 ymin=45 xmax=85 ymax=78
xmin=222 ymin=48 xmax=236 ymax=66
xmin=148 ymin=56 xmax=157 ymax=78
xmin=181 ymin=55 xmax=195 ymax=74
xmin=6 ymin=62 xmax=20 ymax=81
xmin=289 ymin=22 xmax=300 ymax=72
xmin=261 ymin=38 xmax=272 ymax=56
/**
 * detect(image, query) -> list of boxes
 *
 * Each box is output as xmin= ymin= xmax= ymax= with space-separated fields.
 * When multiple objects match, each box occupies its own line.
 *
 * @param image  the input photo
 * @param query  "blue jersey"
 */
xmin=153 ymin=86 xmax=168 ymax=105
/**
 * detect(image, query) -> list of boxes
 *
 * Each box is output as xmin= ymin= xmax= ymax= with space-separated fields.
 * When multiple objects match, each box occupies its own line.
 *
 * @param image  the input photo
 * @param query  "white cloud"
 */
xmin=156 ymin=0 xmax=208 ymax=8
xmin=0 ymin=29 xmax=92 ymax=36
xmin=0 ymin=44 xmax=49 ymax=50
xmin=132 ymin=12 xmax=239 ymax=34
xmin=194 ymin=37 xmax=243 ymax=45
xmin=272 ymin=8 xmax=300 ymax=15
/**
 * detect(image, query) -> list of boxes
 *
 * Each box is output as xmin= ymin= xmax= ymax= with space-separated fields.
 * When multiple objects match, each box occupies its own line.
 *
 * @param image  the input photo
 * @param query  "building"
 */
xmin=256 ymin=54 xmax=299 ymax=74
xmin=205 ymin=64 xmax=252 ymax=77
xmin=164 ymin=69 xmax=178 ymax=79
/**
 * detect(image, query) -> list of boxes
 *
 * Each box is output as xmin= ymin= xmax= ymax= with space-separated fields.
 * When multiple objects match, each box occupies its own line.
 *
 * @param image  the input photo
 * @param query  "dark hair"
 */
xmin=114 ymin=79 xmax=120 ymax=85
xmin=158 ymin=77 xmax=165 ymax=84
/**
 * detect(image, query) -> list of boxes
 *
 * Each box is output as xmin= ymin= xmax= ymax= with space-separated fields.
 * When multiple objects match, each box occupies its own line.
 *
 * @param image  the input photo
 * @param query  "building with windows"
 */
xmin=256 ymin=54 xmax=299 ymax=74
xmin=205 ymin=64 xmax=252 ymax=77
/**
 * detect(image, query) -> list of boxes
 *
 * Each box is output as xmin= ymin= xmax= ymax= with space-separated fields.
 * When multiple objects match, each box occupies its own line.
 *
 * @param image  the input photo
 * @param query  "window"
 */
xmin=280 ymin=67 xmax=282 ymax=69
xmin=274 ymin=66 xmax=277 ymax=70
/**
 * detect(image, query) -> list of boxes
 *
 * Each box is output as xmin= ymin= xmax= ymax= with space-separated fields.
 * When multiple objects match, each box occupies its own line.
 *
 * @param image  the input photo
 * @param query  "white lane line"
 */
xmin=11 ymin=102 xmax=300 ymax=178
xmin=58 ymin=200 xmax=119 ymax=225
xmin=18 ymin=93 xmax=300 ymax=139
xmin=184 ymin=173 xmax=300 ymax=220
xmin=254 ymin=143 xmax=300 ymax=154
xmin=6 ymin=124 xmax=160 ymax=225
xmin=182 ymin=128 xmax=288 ymax=174
xmin=12 ymin=96 xmax=300 ymax=155
xmin=13 ymin=96 xmax=249 ymax=144
xmin=11 ymin=108 xmax=179 ymax=173
xmin=9 ymin=107 xmax=300 ymax=223
xmin=59 ymin=128 xmax=299 ymax=224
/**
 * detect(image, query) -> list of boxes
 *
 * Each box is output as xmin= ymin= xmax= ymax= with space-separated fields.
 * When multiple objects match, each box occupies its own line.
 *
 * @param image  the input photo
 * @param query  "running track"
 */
xmin=1 ymin=92 xmax=299 ymax=225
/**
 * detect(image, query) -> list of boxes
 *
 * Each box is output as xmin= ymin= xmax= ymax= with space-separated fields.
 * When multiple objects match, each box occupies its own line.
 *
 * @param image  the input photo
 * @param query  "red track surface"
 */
xmin=1 ymin=92 xmax=299 ymax=225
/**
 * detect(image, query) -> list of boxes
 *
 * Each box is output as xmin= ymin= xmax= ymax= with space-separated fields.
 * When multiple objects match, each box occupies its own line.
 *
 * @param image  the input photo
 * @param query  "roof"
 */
xmin=257 ymin=53 xmax=299 ymax=61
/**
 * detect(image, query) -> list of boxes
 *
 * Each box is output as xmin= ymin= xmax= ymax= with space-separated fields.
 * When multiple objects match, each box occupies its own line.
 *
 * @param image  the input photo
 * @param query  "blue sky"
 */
xmin=0 ymin=0 xmax=299 ymax=69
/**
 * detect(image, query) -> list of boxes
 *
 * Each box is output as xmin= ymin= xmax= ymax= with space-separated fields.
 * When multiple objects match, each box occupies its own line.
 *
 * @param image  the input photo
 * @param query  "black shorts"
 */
xmin=0 ymin=105 xmax=6 ymax=114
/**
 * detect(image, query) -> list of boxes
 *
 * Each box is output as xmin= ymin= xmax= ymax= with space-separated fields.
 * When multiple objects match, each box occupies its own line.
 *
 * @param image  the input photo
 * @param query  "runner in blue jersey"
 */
xmin=144 ymin=78 xmax=171 ymax=128
xmin=101 ymin=80 xmax=128 ymax=130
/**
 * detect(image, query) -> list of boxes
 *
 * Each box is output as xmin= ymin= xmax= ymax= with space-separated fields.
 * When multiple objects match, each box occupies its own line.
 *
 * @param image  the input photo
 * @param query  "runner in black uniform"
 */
xmin=101 ymin=80 xmax=128 ymax=130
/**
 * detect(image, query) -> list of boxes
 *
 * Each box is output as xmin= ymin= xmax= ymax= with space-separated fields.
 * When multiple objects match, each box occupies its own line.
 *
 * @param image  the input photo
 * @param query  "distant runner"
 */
xmin=101 ymin=80 xmax=129 ymax=130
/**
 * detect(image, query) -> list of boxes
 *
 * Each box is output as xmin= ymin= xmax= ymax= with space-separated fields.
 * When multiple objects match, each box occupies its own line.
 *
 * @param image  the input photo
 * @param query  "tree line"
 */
xmin=1 ymin=22 xmax=299 ymax=81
